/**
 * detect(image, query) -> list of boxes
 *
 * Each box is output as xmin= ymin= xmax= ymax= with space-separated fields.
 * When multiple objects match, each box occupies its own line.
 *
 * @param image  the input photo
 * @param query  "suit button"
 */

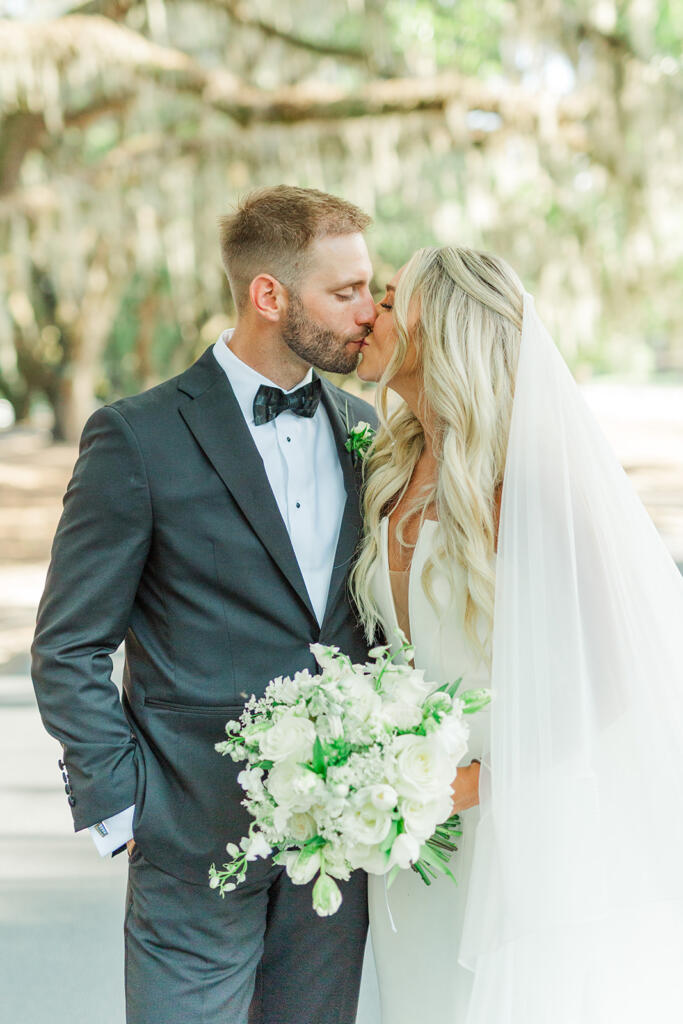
xmin=64 ymin=784 xmax=72 ymax=796
xmin=58 ymin=759 xmax=65 ymax=771
xmin=67 ymin=796 xmax=76 ymax=807
xmin=62 ymin=772 xmax=69 ymax=784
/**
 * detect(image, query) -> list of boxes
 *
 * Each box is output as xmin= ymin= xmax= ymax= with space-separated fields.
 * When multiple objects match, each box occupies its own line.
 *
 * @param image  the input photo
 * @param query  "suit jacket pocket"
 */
xmin=143 ymin=698 xmax=245 ymax=715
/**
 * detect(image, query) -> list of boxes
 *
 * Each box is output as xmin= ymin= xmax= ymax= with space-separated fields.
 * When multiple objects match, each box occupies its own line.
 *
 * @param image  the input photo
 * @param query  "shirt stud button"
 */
xmin=295 ymin=502 xmax=301 ymax=509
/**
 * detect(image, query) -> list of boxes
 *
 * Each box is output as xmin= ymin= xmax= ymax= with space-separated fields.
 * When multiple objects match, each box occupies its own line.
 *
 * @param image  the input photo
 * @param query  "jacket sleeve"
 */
xmin=31 ymin=404 xmax=153 ymax=831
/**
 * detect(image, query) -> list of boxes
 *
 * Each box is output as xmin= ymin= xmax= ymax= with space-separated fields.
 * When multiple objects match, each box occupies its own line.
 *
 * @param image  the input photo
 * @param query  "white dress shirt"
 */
xmin=89 ymin=331 xmax=346 ymax=855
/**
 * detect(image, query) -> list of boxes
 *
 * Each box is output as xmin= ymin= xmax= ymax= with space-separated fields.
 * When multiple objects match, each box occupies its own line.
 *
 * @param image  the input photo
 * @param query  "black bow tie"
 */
xmin=252 ymin=378 xmax=322 ymax=426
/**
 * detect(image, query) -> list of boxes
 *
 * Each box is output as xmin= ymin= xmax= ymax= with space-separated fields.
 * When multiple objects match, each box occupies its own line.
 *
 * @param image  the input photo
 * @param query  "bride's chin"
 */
xmin=356 ymin=356 xmax=380 ymax=383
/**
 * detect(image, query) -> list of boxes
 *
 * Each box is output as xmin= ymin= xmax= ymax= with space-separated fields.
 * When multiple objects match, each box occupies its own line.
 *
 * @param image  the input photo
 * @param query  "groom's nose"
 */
xmin=356 ymin=287 xmax=377 ymax=328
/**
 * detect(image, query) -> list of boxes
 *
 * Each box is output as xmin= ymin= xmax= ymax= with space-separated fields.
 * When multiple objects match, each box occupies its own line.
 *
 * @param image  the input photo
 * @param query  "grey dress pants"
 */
xmin=124 ymin=847 xmax=369 ymax=1024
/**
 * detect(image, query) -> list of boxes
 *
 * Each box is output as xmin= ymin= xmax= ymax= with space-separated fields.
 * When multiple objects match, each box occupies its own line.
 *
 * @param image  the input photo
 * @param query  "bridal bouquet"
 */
xmin=210 ymin=636 xmax=489 ymax=917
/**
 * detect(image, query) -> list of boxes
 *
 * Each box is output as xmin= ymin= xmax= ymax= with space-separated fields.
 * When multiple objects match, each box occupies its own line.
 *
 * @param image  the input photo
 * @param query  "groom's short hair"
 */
xmin=219 ymin=185 xmax=371 ymax=313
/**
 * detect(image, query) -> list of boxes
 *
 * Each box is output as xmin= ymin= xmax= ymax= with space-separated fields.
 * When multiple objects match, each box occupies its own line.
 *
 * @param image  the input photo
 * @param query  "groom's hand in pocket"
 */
xmin=127 ymin=839 xmax=136 ymax=856
xmin=450 ymin=760 xmax=481 ymax=814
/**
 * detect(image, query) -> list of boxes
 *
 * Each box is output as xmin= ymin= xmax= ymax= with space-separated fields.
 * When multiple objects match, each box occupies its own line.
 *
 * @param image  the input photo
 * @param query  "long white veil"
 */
xmin=459 ymin=294 xmax=683 ymax=1022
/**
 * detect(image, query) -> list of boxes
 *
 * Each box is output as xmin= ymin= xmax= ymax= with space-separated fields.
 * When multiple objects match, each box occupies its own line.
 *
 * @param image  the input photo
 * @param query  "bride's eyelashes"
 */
xmin=380 ymin=302 xmax=393 ymax=311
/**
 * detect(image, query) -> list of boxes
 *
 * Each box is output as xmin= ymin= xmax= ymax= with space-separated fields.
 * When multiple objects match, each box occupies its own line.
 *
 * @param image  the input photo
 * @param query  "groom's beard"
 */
xmin=282 ymin=293 xmax=364 ymax=374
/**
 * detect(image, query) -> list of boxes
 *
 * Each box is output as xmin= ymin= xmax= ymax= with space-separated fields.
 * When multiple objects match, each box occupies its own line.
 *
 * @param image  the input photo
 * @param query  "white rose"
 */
xmin=343 ymin=676 xmax=382 ymax=723
xmin=259 ymin=714 xmax=316 ymax=763
xmin=347 ymin=842 xmax=391 ymax=875
xmin=391 ymin=734 xmax=451 ymax=801
xmin=288 ymin=812 xmax=317 ymax=843
xmin=388 ymin=831 xmax=421 ymax=869
xmin=400 ymin=792 xmax=453 ymax=842
xmin=381 ymin=699 xmax=423 ymax=731
xmin=267 ymin=759 xmax=321 ymax=811
xmin=341 ymin=795 xmax=392 ymax=846
xmin=381 ymin=666 xmax=434 ymax=705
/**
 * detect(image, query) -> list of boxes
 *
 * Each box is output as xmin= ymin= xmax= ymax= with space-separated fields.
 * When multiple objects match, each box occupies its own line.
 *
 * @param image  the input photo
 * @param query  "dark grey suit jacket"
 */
xmin=32 ymin=345 xmax=377 ymax=884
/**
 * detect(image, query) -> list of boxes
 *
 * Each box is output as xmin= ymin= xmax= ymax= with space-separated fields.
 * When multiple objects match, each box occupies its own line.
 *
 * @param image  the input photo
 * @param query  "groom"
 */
xmin=32 ymin=185 xmax=378 ymax=1023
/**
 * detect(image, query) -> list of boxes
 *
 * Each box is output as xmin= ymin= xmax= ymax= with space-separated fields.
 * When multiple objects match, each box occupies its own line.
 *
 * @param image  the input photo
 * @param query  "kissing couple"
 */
xmin=33 ymin=185 xmax=683 ymax=1023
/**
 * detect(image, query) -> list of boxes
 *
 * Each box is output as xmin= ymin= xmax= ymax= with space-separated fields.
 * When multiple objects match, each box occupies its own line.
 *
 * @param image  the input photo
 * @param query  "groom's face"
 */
xmin=281 ymin=233 xmax=376 ymax=374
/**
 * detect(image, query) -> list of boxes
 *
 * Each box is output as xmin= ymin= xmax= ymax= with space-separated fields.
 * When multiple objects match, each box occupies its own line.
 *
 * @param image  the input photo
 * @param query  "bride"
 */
xmin=351 ymin=246 xmax=683 ymax=1023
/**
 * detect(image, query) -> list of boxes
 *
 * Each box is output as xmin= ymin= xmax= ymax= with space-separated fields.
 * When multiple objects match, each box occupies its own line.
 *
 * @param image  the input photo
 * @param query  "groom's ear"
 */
xmin=249 ymin=274 xmax=287 ymax=323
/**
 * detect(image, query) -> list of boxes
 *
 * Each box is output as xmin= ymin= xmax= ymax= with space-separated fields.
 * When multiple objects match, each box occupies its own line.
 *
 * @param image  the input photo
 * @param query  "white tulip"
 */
xmin=286 ymin=849 xmax=321 ymax=886
xmin=312 ymin=873 xmax=343 ymax=917
xmin=389 ymin=831 xmax=421 ymax=870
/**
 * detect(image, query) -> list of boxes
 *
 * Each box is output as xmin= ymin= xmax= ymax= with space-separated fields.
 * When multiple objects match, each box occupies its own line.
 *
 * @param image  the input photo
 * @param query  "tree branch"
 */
xmin=0 ymin=16 xmax=591 ymax=130
xmin=61 ymin=0 xmax=370 ymax=64
xmin=211 ymin=0 xmax=368 ymax=64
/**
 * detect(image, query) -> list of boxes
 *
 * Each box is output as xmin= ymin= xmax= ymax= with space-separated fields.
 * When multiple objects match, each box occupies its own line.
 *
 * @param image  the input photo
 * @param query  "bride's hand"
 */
xmin=450 ymin=760 xmax=481 ymax=814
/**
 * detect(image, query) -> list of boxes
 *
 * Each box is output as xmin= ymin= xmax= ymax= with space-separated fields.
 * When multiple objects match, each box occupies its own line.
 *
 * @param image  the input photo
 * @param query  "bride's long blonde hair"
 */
xmin=350 ymin=246 xmax=524 ymax=654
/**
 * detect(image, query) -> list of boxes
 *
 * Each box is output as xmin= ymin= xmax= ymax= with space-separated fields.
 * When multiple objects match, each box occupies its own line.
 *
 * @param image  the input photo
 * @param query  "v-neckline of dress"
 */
xmin=380 ymin=515 xmax=438 ymax=647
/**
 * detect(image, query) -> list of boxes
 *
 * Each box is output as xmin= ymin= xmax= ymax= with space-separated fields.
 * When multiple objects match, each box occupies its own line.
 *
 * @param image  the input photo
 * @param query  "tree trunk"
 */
xmin=47 ymin=367 xmax=98 ymax=442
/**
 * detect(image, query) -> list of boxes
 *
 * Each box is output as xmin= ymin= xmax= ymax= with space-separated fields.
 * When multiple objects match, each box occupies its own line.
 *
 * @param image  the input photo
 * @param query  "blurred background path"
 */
xmin=1 ymin=384 xmax=682 ymax=1022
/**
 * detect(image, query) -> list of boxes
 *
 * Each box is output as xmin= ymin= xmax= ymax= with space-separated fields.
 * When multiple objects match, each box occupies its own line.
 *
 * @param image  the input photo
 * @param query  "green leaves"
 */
xmin=379 ymin=819 xmax=401 ymax=855
xmin=436 ymin=676 xmax=463 ymax=699
xmin=312 ymin=736 xmax=327 ymax=778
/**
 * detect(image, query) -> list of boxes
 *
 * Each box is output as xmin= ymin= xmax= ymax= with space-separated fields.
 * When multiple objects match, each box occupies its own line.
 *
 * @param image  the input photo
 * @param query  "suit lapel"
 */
xmin=318 ymin=377 xmax=363 ymax=628
xmin=178 ymin=348 xmax=317 ymax=623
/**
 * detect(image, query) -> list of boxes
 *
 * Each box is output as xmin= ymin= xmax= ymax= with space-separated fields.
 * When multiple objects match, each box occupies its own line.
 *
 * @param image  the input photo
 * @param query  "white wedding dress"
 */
xmin=364 ymin=515 xmax=491 ymax=1024
xmin=357 ymin=293 xmax=683 ymax=1023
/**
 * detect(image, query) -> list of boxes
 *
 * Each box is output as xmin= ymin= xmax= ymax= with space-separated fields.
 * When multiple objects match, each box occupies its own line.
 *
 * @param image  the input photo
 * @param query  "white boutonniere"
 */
xmin=344 ymin=418 xmax=375 ymax=463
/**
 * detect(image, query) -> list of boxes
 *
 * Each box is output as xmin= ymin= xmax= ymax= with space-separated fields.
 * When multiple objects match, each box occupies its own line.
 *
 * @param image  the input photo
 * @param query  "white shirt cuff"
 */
xmin=88 ymin=804 xmax=135 ymax=857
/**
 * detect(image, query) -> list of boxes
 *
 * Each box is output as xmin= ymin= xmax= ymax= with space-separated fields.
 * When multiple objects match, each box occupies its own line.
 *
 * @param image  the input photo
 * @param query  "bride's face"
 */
xmin=356 ymin=266 xmax=419 ymax=386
